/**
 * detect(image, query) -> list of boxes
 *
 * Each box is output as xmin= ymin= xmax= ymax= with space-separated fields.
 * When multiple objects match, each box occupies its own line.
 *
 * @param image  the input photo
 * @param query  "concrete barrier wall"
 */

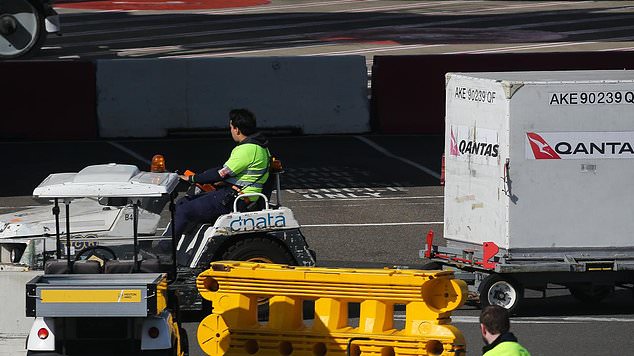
xmin=97 ymin=57 xmax=370 ymax=137
xmin=1 ymin=61 xmax=97 ymax=140
xmin=0 ymin=270 xmax=39 ymax=356
xmin=371 ymin=51 xmax=634 ymax=134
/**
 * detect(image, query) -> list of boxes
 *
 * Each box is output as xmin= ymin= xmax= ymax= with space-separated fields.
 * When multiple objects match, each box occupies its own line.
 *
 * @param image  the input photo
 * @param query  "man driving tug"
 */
xmin=172 ymin=109 xmax=271 ymax=241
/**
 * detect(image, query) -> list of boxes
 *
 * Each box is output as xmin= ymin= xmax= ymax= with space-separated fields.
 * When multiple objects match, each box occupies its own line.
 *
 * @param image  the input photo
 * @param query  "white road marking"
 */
xmin=302 ymin=222 xmax=442 ymax=227
xmin=335 ymin=0 xmax=467 ymax=13
xmin=294 ymin=202 xmax=442 ymax=208
xmin=393 ymin=315 xmax=634 ymax=323
xmin=0 ymin=206 xmax=45 ymax=209
xmin=107 ymin=141 xmax=151 ymax=165
xmin=318 ymin=44 xmax=446 ymax=56
xmin=355 ymin=136 xmax=441 ymax=179
xmin=449 ymin=1 xmax=592 ymax=15
xmin=445 ymin=41 xmax=598 ymax=54
xmin=201 ymin=0 xmax=381 ymax=15
xmin=600 ymin=46 xmax=634 ymax=51
xmin=287 ymin=195 xmax=443 ymax=202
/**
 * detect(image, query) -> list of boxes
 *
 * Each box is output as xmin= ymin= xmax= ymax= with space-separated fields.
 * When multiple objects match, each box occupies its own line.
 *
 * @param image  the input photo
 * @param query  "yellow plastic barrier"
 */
xmin=197 ymin=261 xmax=467 ymax=356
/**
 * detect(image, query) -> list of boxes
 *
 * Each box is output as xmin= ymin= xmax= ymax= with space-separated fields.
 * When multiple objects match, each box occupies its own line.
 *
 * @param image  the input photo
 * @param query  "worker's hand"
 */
xmin=179 ymin=175 xmax=190 ymax=182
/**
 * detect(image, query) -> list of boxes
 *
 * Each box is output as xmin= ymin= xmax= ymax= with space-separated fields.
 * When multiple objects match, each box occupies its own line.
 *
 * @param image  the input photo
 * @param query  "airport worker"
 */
xmin=480 ymin=305 xmax=531 ymax=356
xmin=170 ymin=108 xmax=271 ymax=240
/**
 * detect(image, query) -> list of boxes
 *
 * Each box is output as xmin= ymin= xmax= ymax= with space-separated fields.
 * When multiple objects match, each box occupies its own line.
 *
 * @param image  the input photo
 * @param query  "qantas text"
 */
xmin=458 ymin=140 xmax=499 ymax=157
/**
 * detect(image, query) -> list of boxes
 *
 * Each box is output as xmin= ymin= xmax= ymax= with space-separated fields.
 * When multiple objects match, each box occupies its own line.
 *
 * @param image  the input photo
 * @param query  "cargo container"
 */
xmin=423 ymin=70 xmax=634 ymax=312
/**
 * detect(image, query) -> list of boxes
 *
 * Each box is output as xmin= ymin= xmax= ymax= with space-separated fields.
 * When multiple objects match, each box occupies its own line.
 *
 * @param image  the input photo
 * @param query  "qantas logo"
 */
xmin=450 ymin=128 xmax=459 ymax=156
xmin=449 ymin=125 xmax=500 ymax=165
xmin=526 ymin=133 xmax=561 ymax=159
xmin=526 ymin=131 xmax=634 ymax=160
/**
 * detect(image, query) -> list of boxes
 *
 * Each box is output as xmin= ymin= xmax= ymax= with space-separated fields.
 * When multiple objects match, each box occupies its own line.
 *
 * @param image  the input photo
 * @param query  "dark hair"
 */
xmin=229 ymin=109 xmax=257 ymax=136
xmin=480 ymin=305 xmax=510 ymax=335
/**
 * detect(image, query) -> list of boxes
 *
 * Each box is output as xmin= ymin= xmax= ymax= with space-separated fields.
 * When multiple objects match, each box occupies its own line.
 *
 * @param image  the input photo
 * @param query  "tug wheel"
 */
xmin=221 ymin=237 xmax=294 ymax=265
xmin=222 ymin=237 xmax=295 ymax=319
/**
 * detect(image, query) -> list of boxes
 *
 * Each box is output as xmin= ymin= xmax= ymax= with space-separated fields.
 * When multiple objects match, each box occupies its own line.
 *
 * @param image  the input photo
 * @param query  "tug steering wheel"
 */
xmin=74 ymin=246 xmax=118 ymax=263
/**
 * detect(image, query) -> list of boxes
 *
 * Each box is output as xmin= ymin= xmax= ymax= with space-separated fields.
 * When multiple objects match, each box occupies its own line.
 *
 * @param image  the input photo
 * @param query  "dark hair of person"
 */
xmin=480 ymin=305 xmax=510 ymax=335
xmin=229 ymin=109 xmax=257 ymax=136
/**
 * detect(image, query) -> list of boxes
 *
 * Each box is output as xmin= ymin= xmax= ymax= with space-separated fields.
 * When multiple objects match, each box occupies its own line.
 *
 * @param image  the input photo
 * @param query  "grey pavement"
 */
xmin=2 ymin=136 xmax=634 ymax=355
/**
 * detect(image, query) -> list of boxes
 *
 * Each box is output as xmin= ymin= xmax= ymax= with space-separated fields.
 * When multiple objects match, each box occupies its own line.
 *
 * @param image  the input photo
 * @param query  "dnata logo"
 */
xmin=230 ymin=213 xmax=286 ymax=232
xmin=526 ymin=133 xmax=560 ymax=159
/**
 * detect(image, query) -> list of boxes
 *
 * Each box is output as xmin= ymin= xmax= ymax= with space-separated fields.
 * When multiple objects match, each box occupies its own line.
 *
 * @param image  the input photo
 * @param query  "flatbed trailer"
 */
xmin=422 ymin=231 xmax=634 ymax=312
xmin=423 ymin=70 xmax=634 ymax=312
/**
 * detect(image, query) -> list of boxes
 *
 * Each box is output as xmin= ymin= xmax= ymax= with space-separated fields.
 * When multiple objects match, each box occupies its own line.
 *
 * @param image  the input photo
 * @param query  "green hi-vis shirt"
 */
xmin=223 ymin=143 xmax=270 ymax=200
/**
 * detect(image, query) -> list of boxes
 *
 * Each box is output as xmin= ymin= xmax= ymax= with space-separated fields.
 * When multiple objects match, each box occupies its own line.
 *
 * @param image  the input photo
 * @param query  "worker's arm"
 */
xmin=179 ymin=146 xmax=253 ymax=184
xmin=181 ymin=167 xmax=225 ymax=184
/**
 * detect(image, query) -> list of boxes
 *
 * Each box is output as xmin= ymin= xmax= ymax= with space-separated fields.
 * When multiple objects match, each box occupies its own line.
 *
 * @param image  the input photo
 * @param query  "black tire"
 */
xmin=0 ymin=0 xmax=48 ymax=59
xmin=420 ymin=261 xmax=443 ymax=270
xmin=569 ymin=285 xmax=613 ymax=304
xmin=221 ymin=236 xmax=295 ymax=320
xmin=479 ymin=274 xmax=523 ymax=314
xmin=221 ymin=236 xmax=295 ymax=265
xmin=179 ymin=327 xmax=189 ymax=356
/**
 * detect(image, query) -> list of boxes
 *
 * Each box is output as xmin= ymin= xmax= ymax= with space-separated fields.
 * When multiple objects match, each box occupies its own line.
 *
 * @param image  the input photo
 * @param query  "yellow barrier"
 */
xmin=197 ymin=261 xmax=467 ymax=356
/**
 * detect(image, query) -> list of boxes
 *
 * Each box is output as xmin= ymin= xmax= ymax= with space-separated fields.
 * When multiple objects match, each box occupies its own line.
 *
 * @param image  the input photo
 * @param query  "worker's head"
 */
xmin=229 ymin=109 xmax=257 ymax=142
xmin=480 ymin=305 xmax=510 ymax=344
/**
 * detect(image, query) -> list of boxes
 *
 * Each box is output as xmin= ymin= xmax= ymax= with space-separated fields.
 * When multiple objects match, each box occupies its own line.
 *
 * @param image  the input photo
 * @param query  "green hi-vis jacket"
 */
xmin=223 ymin=137 xmax=270 ymax=200
xmin=484 ymin=341 xmax=530 ymax=356
xmin=483 ymin=333 xmax=531 ymax=356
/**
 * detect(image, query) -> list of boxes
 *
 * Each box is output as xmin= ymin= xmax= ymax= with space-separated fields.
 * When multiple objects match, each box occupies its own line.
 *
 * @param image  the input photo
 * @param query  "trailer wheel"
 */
xmin=0 ymin=0 xmax=47 ymax=59
xmin=569 ymin=285 xmax=612 ymax=304
xmin=420 ymin=262 xmax=443 ymax=270
xmin=479 ymin=274 xmax=523 ymax=313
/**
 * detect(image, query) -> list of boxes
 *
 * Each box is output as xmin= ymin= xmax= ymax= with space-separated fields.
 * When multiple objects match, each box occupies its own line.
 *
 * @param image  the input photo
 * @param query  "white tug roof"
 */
xmin=33 ymin=164 xmax=179 ymax=198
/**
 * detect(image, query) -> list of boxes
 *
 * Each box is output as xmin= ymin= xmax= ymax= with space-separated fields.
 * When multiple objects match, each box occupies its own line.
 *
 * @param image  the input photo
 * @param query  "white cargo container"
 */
xmin=424 ymin=70 xmax=634 ymax=312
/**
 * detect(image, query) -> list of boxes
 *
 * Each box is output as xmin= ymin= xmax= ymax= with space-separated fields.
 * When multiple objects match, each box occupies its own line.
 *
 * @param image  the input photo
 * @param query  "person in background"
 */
xmin=480 ymin=305 xmax=531 ymax=356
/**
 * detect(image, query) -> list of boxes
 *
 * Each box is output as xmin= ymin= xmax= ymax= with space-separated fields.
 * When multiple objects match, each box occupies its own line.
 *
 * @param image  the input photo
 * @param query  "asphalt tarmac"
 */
xmin=33 ymin=0 xmax=634 ymax=60
xmin=2 ymin=136 xmax=634 ymax=355
xmin=7 ymin=1 xmax=634 ymax=354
